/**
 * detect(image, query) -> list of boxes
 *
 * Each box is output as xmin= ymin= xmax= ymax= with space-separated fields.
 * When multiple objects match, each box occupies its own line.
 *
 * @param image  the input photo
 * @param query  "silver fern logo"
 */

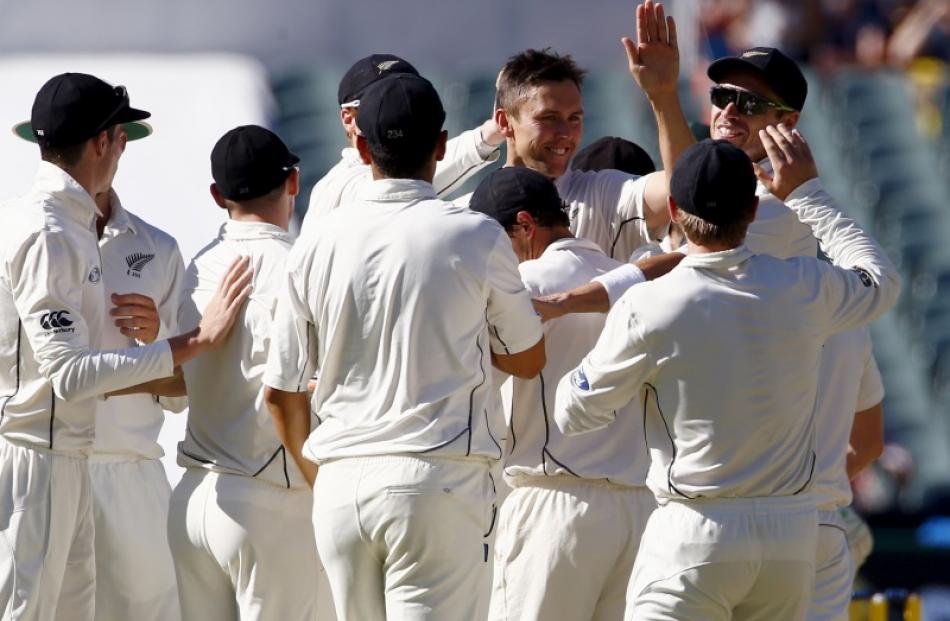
xmin=125 ymin=252 xmax=155 ymax=278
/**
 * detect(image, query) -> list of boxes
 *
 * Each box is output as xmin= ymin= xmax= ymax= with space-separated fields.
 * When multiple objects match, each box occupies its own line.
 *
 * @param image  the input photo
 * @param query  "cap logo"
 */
xmin=377 ymin=60 xmax=400 ymax=72
xmin=742 ymin=51 xmax=768 ymax=57
xmin=387 ymin=129 xmax=404 ymax=139
xmin=36 ymin=129 xmax=45 ymax=136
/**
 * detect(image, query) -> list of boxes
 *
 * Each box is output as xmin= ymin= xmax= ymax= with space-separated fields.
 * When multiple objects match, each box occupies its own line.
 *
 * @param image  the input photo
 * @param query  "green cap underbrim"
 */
xmin=12 ymin=120 xmax=153 ymax=144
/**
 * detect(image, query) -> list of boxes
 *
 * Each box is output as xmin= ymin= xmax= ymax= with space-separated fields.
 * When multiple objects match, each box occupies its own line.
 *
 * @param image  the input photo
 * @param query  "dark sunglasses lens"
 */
xmin=740 ymin=94 xmax=769 ymax=115
xmin=710 ymin=87 xmax=734 ymax=109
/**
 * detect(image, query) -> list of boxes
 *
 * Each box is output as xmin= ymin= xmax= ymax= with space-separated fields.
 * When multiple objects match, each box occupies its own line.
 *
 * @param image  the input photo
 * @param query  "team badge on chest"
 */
xmin=126 ymin=252 xmax=155 ymax=278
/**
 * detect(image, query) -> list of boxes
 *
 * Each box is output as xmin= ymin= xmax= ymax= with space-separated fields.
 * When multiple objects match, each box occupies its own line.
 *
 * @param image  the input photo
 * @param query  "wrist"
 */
xmin=646 ymin=89 xmax=682 ymax=109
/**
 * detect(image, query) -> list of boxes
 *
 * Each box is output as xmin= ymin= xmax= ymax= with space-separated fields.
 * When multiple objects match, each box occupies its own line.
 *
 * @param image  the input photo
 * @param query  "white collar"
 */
xmin=220 ymin=219 xmax=294 ymax=243
xmin=359 ymin=178 xmax=437 ymax=202
xmin=32 ymin=161 xmax=100 ymax=222
xmin=102 ymin=189 xmax=137 ymax=235
xmin=340 ymin=147 xmax=363 ymax=167
xmin=542 ymin=236 xmax=604 ymax=256
xmin=679 ymin=245 xmax=754 ymax=270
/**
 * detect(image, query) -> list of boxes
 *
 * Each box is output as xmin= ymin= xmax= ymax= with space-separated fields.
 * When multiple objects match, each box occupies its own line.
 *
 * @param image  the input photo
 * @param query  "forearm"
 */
xmin=42 ymin=340 xmax=174 ymax=402
xmin=786 ymin=180 xmax=898 ymax=291
xmin=847 ymin=403 xmax=884 ymax=480
xmin=265 ymin=388 xmax=318 ymax=487
xmin=433 ymin=126 xmax=501 ymax=197
xmin=643 ymin=92 xmax=695 ymax=228
xmin=106 ymin=371 xmax=186 ymax=398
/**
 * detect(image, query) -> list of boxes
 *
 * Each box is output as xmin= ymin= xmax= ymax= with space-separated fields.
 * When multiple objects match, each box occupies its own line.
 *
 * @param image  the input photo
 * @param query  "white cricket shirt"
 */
xmin=555 ymin=190 xmax=900 ymax=501
xmin=812 ymin=327 xmax=884 ymax=511
xmin=263 ymin=178 xmax=543 ymax=462
xmin=556 ymin=168 xmax=659 ymax=261
xmin=747 ymin=158 xmax=819 ymax=260
xmin=0 ymin=163 xmax=174 ymax=455
xmin=299 ymin=128 xmax=500 ymax=239
xmin=178 ymin=220 xmax=309 ymax=489
xmin=93 ymin=192 xmax=188 ymax=461
xmin=505 ymin=237 xmax=650 ymax=487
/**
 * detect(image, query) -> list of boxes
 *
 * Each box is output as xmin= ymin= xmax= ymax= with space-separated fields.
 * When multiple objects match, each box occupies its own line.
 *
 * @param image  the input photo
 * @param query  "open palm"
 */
xmin=624 ymin=0 xmax=679 ymax=98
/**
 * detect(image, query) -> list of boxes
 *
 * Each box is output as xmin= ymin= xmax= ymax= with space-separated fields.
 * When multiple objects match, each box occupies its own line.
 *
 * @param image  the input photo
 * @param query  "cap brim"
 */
xmin=12 ymin=120 xmax=153 ymax=143
xmin=707 ymin=57 xmax=766 ymax=84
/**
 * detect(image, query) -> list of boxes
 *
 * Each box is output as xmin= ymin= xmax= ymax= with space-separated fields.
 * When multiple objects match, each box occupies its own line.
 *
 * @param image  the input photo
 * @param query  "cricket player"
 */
xmin=299 ymin=53 xmax=503 ymax=237
xmin=555 ymin=137 xmax=901 ymax=620
xmin=263 ymin=73 xmax=544 ymax=620
xmin=90 ymin=185 xmax=187 ymax=621
xmin=466 ymin=0 xmax=694 ymax=264
xmin=536 ymin=47 xmax=883 ymax=619
xmin=0 ymin=72 xmax=251 ymax=621
xmin=13 ymin=114 xmax=186 ymax=620
xmin=469 ymin=167 xmax=680 ymax=621
xmin=166 ymin=125 xmax=322 ymax=620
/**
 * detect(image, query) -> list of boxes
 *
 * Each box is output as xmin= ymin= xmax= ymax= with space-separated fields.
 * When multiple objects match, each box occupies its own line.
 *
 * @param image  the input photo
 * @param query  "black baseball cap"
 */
xmin=13 ymin=73 xmax=151 ymax=147
xmin=356 ymin=74 xmax=445 ymax=151
xmin=670 ymin=139 xmax=756 ymax=226
xmin=470 ymin=166 xmax=566 ymax=228
xmin=571 ymin=136 xmax=656 ymax=176
xmin=707 ymin=47 xmax=807 ymax=111
xmin=337 ymin=54 xmax=419 ymax=107
xmin=211 ymin=125 xmax=300 ymax=201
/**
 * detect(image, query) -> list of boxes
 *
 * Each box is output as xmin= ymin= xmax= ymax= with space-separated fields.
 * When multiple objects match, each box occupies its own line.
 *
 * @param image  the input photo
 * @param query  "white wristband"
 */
xmin=592 ymin=263 xmax=646 ymax=307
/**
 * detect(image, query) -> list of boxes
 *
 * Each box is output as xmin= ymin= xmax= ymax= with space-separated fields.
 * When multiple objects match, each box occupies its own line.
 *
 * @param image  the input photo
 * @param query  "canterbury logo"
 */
xmin=126 ymin=252 xmax=154 ymax=277
xmin=41 ymin=311 xmax=73 ymax=330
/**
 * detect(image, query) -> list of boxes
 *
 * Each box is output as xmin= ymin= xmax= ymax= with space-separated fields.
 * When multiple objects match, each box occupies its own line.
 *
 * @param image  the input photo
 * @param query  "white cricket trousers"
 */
xmin=312 ymin=454 xmax=496 ymax=621
xmin=489 ymin=476 xmax=656 ymax=621
xmin=0 ymin=438 xmax=95 ymax=621
xmin=628 ymin=495 xmax=818 ymax=621
xmin=167 ymin=469 xmax=320 ymax=621
xmin=807 ymin=511 xmax=854 ymax=621
xmin=89 ymin=458 xmax=179 ymax=621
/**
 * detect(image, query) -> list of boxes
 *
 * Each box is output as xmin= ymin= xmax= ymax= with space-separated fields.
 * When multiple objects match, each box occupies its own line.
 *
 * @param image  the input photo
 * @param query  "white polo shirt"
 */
xmin=299 ymin=128 xmax=500 ymax=239
xmin=93 ymin=192 xmax=188 ymax=461
xmin=555 ymin=190 xmax=900 ymax=502
xmin=504 ymin=237 xmax=649 ymax=488
xmin=812 ymin=327 xmax=884 ymax=511
xmin=0 ymin=163 xmax=174 ymax=455
xmin=263 ymin=178 xmax=543 ymax=463
xmin=178 ymin=220 xmax=309 ymax=489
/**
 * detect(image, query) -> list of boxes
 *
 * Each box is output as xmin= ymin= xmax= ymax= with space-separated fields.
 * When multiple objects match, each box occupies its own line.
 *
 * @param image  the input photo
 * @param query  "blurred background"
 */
xmin=2 ymin=0 xmax=950 ymax=614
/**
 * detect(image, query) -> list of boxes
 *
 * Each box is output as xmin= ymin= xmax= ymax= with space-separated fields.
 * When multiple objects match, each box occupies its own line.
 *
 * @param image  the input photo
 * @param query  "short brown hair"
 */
xmin=40 ymin=125 xmax=118 ymax=169
xmin=677 ymin=204 xmax=755 ymax=248
xmin=496 ymin=48 xmax=586 ymax=118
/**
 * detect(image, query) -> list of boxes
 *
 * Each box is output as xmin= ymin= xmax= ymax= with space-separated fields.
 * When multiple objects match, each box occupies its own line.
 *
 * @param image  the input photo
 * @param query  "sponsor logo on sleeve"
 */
xmin=571 ymin=368 xmax=591 ymax=391
xmin=852 ymin=267 xmax=876 ymax=288
xmin=40 ymin=310 xmax=75 ymax=334
xmin=87 ymin=266 xmax=101 ymax=283
xmin=125 ymin=252 xmax=155 ymax=278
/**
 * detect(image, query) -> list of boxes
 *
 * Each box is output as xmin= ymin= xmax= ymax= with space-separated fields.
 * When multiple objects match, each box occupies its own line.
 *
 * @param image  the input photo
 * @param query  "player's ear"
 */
xmin=435 ymin=130 xmax=448 ymax=162
xmin=286 ymin=167 xmax=300 ymax=198
xmin=668 ymin=196 xmax=680 ymax=223
xmin=496 ymin=107 xmax=514 ymax=139
xmin=209 ymin=183 xmax=228 ymax=210
xmin=355 ymin=135 xmax=372 ymax=165
xmin=515 ymin=210 xmax=535 ymax=233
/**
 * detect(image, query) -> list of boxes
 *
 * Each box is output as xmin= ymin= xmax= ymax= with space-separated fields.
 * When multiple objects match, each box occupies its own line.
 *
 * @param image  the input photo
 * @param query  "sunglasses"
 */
xmin=710 ymin=85 xmax=796 ymax=116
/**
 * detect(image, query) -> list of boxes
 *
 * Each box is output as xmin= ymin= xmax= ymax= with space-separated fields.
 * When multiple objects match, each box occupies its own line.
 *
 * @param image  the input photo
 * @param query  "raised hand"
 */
xmin=754 ymin=124 xmax=819 ymax=201
xmin=623 ymin=0 xmax=680 ymax=99
xmin=110 ymin=293 xmax=160 ymax=343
